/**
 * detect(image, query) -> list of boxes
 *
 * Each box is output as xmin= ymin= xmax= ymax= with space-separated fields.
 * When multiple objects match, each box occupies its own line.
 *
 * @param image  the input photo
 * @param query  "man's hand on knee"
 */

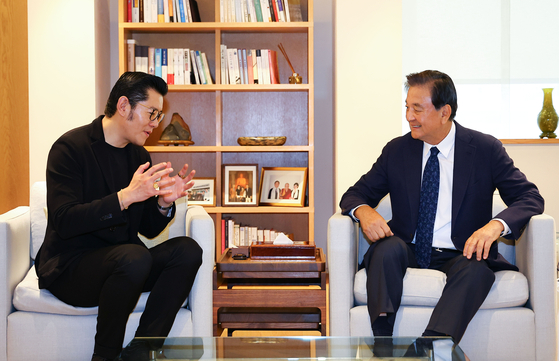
xmin=463 ymin=220 xmax=503 ymax=261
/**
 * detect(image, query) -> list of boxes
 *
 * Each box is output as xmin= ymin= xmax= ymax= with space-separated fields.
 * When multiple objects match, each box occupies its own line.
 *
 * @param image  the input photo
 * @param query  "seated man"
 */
xmin=340 ymin=70 xmax=544 ymax=355
xmin=35 ymin=72 xmax=203 ymax=361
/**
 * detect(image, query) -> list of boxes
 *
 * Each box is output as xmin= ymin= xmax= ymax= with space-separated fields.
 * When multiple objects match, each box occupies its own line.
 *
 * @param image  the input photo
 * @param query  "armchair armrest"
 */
xmin=185 ymin=206 xmax=215 ymax=337
xmin=327 ymin=211 xmax=359 ymax=336
xmin=0 ymin=207 xmax=32 ymax=360
xmin=515 ymin=213 xmax=557 ymax=361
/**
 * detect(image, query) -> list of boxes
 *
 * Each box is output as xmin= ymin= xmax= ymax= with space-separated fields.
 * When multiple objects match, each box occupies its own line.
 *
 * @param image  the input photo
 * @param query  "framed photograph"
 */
xmin=222 ymin=164 xmax=258 ymax=206
xmin=187 ymin=178 xmax=216 ymax=206
xmin=259 ymin=167 xmax=307 ymax=207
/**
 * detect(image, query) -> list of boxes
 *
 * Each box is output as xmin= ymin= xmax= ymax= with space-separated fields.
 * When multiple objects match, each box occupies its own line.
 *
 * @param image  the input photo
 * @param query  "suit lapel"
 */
xmin=452 ymin=122 xmax=476 ymax=226
xmin=405 ymin=137 xmax=423 ymax=227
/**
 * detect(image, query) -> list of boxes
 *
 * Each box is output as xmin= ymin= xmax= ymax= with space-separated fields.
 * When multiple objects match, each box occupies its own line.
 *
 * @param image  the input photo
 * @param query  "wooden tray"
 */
xmin=250 ymin=242 xmax=316 ymax=260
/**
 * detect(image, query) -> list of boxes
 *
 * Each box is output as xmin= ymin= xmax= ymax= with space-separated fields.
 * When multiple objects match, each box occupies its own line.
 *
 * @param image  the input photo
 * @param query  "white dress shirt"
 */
xmin=351 ymin=122 xmax=509 ymax=248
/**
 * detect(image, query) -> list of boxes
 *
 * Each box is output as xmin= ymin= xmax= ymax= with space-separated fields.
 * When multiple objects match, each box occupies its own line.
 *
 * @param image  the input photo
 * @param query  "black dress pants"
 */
xmin=47 ymin=236 xmax=203 ymax=359
xmin=363 ymin=236 xmax=495 ymax=342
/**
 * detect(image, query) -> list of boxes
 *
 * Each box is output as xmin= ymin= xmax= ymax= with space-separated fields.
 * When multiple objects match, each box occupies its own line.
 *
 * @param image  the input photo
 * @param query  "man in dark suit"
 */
xmin=340 ymin=70 xmax=544 ymax=351
xmin=35 ymin=72 xmax=203 ymax=361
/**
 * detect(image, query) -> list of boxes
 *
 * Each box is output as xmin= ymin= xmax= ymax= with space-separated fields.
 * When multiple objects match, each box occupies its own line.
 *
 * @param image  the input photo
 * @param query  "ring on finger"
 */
xmin=153 ymin=182 xmax=159 ymax=190
xmin=179 ymin=173 xmax=186 ymax=179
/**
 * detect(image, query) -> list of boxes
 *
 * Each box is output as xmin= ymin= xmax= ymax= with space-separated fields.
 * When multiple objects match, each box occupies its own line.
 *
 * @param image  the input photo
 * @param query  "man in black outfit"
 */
xmin=34 ymin=72 xmax=203 ymax=361
xmin=340 ymin=70 xmax=543 ymax=357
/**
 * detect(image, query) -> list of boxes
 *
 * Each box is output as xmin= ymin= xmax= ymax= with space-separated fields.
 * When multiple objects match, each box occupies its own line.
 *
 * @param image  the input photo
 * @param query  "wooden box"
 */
xmin=250 ymin=242 xmax=316 ymax=260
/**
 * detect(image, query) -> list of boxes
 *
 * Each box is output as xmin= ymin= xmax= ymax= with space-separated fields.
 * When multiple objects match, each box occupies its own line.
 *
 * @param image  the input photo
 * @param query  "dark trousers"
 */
xmin=363 ymin=236 xmax=495 ymax=342
xmin=47 ymin=236 xmax=203 ymax=359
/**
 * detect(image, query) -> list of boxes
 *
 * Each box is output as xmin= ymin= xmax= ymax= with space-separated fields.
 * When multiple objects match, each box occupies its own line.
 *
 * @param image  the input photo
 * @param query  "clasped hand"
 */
xmin=120 ymin=161 xmax=196 ymax=209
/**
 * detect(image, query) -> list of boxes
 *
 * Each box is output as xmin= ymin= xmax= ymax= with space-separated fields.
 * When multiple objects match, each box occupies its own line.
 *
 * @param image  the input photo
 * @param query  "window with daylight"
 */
xmin=402 ymin=0 xmax=559 ymax=139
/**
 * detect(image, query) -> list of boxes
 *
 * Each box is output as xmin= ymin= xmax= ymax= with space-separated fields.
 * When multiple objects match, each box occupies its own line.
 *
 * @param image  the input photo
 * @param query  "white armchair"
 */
xmin=0 ymin=182 xmax=215 ymax=361
xmin=328 ymin=194 xmax=557 ymax=361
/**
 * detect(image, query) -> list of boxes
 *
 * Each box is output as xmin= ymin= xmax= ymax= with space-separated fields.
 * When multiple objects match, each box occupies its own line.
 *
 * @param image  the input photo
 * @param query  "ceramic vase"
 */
xmin=537 ymin=88 xmax=558 ymax=139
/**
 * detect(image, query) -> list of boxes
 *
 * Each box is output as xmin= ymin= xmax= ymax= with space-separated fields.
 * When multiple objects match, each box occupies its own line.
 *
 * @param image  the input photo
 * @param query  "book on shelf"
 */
xmin=127 ymin=39 xmax=136 ymax=72
xmin=157 ymin=0 xmax=165 ymax=22
xmin=251 ymin=49 xmax=259 ymax=84
xmin=223 ymin=217 xmax=288 ymax=248
xmin=220 ymin=44 xmax=228 ymax=85
xmin=218 ymin=0 xmax=301 ymax=22
xmin=127 ymin=0 xmax=200 ymax=22
xmin=195 ymin=51 xmax=207 ymax=84
xmin=161 ymin=49 xmax=168 ymax=82
xmin=286 ymin=0 xmax=302 ymax=21
xmin=183 ymin=49 xmax=192 ymax=85
xmin=139 ymin=0 xmax=144 ymax=22
xmin=227 ymin=48 xmax=240 ymax=84
xmin=128 ymin=0 xmax=133 ymax=22
xmin=129 ymin=45 xmax=213 ymax=85
xmin=151 ymin=0 xmax=158 ymax=22
xmin=261 ymin=49 xmax=270 ymax=84
xmin=269 ymin=49 xmax=280 ymax=84
xmin=246 ymin=51 xmax=254 ymax=84
xmin=201 ymin=52 xmax=214 ymax=84
xmin=175 ymin=48 xmax=184 ymax=84
xmin=155 ymin=48 xmax=162 ymax=77
xmin=167 ymin=48 xmax=174 ymax=84
xmin=220 ymin=46 xmax=279 ymax=84
xmin=148 ymin=47 xmax=155 ymax=75
xmin=190 ymin=50 xmax=201 ymax=84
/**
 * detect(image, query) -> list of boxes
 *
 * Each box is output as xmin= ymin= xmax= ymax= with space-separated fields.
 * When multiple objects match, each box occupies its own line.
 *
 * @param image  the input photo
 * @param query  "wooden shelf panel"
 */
xmin=120 ymin=22 xmax=311 ymax=33
xmin=202 ymin=206 xmax=313 ymax=214
xmin=164 ymin=84 xmax=310 ymax=92
xmin=499 ymin=139 xmax=559 ymax=144
xmin=145 ymin=146 xmax=312 ymax=153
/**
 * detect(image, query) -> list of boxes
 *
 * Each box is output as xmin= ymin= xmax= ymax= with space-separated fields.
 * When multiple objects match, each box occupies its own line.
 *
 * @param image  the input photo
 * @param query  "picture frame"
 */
xmin=259 ymin=167 xmax=307 ymax=207
xmin=187 ymin=178 xmax=216 ymax=206
xmin=222 ymin=164 xmax=258 ymax=206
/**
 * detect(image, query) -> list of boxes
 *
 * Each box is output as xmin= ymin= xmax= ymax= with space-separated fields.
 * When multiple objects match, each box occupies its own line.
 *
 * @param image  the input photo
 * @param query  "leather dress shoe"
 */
xmin=91 ymin=354 xmax=118 ymax=361
xmin=371 ymin=337 xmax=394 ymax=357
xmin=120 ymin=339 xmax=165 ymax=361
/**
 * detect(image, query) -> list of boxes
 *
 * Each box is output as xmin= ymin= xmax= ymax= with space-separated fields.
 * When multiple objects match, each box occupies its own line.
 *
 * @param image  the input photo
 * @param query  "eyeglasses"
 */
xmin=136 ymin=102 xmax=165 ymax=124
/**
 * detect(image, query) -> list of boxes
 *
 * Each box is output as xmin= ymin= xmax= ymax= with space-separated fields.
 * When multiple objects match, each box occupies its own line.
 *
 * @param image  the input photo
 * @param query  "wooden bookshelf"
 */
xmin=118 ymin=0 xmax=314 ymax=261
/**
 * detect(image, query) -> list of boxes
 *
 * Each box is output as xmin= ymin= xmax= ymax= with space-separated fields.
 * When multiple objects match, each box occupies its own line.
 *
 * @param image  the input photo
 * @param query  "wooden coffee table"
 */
xmin=213 ymin=248 xmax=328 ymax=336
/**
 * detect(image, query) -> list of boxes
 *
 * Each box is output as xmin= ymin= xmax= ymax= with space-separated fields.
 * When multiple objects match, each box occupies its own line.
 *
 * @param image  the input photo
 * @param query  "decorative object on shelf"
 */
xmin=237 ymin=136 xmax=287 ymax=146
xmin=187 ymin=178 xmax=216 ymax=206
xmin=278 ymin=43 xmax=302 ymax=84
xmin=537 ymin=88 xmax=558 ymax=139
xmin=159 ymin=113 xmax=195 ymax=146
xmin=222 ymin=164 xmax=259 ymax=206
xmin=259 ymin=167 xmax=307 ymax=207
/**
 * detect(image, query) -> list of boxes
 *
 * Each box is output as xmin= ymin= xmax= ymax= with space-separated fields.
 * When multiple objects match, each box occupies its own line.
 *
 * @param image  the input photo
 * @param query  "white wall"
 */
xmin=28 ymin=0 xmax=110 ymax=185
xmin=334 ymin=0 xmax=559 ymax=224
xmin=504 ymin=144 xmax=559 ymax=226
xmin=334 ymin=0 xmax=403 ymax=204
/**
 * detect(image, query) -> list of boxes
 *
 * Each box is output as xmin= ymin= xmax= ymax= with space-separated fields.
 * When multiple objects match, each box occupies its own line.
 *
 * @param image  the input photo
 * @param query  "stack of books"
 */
xmin=127 ymin=40 xmax=213 ymax=85
xmin=220 ymin=0 xmax=303 ymax=22
xmin=221 ymin=217 xmax=288 ymax=253
xmin=127 ymin=0 xmax=201 ymax=23
xmin=220 ymin=45 xmax=279 ymax=85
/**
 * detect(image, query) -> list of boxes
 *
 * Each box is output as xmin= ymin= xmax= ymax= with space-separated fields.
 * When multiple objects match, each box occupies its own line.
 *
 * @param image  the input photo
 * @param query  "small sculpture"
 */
xmin=159 ymin=113 xmax=194 ymax=145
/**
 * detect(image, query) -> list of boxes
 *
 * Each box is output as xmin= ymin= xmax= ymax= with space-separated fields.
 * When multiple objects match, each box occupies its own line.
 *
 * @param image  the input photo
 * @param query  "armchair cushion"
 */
xmin=13 ymin=267 xmax=187 ymax=316
xmin=354 ymin=267 xmax=529 ymax=309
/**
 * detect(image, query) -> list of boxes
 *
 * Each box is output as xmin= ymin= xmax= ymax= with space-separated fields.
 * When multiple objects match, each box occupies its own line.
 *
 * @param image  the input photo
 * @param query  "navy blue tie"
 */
xmin=415 ymin=147 xmax=440 ymax=268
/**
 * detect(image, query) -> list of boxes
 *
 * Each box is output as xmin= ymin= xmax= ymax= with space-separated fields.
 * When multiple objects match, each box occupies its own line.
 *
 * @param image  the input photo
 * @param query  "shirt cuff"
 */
xmin=493 ymin=218 xmax=511 ymax=236
xmin=349 ymin=204 xmax=368 ymax=223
